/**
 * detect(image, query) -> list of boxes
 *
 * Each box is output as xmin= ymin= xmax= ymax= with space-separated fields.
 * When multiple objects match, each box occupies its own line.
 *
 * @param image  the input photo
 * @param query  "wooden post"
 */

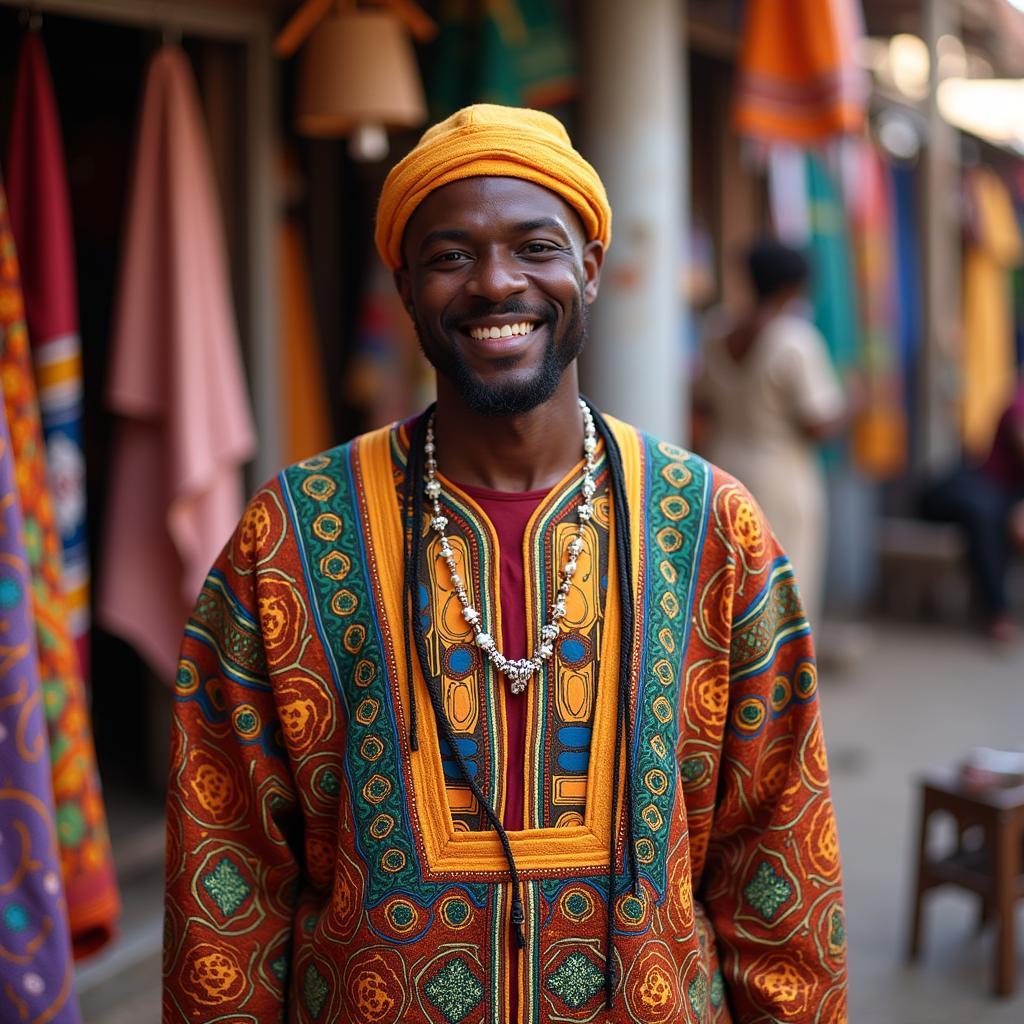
xmin=920 ymin=0 xmax=961 ymax=475
xmin=580 ymin=0 xmax=688 ymax=443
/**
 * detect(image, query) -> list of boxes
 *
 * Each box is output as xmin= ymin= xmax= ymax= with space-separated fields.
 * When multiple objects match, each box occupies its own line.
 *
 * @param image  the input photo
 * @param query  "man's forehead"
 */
xmin=404 ymin=176 xmax=584 ymax=242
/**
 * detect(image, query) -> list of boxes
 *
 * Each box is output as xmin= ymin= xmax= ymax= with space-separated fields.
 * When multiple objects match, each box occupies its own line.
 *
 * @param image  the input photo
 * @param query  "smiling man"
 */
xmin=163 ymin=105 xmax=847 ymax=1023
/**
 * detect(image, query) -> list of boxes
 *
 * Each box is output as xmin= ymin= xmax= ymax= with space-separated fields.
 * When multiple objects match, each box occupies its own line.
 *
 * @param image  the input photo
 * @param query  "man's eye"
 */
xmin=433 ymin=251 xmax=468 ymax=263
xmin=523 ymin=242 xmax=556 ymax=255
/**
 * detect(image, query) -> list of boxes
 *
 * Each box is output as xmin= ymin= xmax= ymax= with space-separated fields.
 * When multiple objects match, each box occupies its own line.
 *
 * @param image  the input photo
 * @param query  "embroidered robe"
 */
xmin=163 ymin=418 xmax=847 ymax=1023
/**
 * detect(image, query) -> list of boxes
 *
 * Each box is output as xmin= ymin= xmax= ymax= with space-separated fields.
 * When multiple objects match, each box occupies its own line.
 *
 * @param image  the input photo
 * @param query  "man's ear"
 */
xmin=582 ymin=240 xmax=604 ymax=305
xmin=393 ymin=266 xmax=414 ymax=318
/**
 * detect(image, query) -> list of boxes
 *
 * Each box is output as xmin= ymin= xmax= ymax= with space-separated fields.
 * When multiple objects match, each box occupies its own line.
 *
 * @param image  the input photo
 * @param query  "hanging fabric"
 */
xmin=961 ymin=166 xmax=1022 ymax=459
xmin=278 ymin=151 xmax=332 ymax=463
xmin=98 ymin=46 xmax=256 ymax=683
xmin=734 ymin=0 xmax=868 ymax=144
xmin=347 ymin=255 xmax=432 ymax=428
xmin=846 ymin=141 xmax=907 ymax=478
xmin=805 ymin=153 xmax=860 ymax=382
xmin=890 ymin=162 xmax=923 ymax=416
xmin=428 ymin=0 xmax=576 ymax=116
xmin=0 ymin=387 xmax=82 ymax=1023
xmin=6 ymin=32 xmax=90 ymax=679
xmin=0 ymin=175 xmax=119 ymax=958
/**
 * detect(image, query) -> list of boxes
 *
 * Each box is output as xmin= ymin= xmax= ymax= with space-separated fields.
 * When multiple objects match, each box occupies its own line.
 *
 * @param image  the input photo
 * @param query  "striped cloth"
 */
xmin=6 ymin=32 xmax=90 ymax=677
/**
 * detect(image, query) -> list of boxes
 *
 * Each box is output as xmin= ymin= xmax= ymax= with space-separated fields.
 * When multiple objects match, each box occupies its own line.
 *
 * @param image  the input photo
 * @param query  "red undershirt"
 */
xmin=456 ymin=480 xmax=547 ymax=1022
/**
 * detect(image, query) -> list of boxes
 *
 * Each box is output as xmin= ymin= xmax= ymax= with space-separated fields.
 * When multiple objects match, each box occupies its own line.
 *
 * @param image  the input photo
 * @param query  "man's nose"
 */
xmin=465 ymin=249 xmax=528 ymax=303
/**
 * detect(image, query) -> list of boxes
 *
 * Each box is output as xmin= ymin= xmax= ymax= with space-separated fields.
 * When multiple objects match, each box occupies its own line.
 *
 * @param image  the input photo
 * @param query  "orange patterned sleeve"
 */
xmin=162 ymin=490 xmax=301 ymax=1023
xmin=699 ymin=476 xmax=847 ymax=1023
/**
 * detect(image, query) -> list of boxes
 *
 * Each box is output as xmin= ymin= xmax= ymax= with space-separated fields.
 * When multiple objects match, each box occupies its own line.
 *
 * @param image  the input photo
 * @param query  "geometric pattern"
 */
xmin=162 ymin=421 xmax=848 ymax=1022
xmin=423 ymin=957 xmax=483 ymax=1023
xmin=200 ymin=857 xmax=251 ymax=917
xmin=743 ymin=860 xmax=793 ymax=921
xmin=302 ymin=963 xmax=329 ymax=1019
xmin=545 ymin=951 xmax=605 ymax=1010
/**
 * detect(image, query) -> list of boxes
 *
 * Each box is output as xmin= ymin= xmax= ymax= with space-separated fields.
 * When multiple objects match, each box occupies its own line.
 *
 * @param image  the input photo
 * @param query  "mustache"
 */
xmin=443 ymin=300 xmax=555 ymax=332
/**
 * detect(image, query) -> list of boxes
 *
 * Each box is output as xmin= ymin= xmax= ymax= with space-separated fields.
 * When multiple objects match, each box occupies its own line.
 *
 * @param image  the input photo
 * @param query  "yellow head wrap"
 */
xmin=374 ymin=103 xmax=611 ymax=271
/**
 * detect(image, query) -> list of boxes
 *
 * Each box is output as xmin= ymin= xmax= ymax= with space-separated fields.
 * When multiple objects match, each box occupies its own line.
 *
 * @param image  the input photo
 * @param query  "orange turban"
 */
xmin=375 ymin=103 xmax=611 ymax=271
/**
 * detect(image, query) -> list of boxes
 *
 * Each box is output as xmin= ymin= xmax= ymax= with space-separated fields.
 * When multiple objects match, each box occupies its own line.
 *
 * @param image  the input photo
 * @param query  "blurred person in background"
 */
xmin=694 ymin=239 xmax=848 ymax=627
xmin=919 ymin=378 xmax=1024 ymax=643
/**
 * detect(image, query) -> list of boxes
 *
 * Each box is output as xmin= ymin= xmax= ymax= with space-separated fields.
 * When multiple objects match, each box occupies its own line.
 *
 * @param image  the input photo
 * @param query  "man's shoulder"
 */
xmin=274 ymin=423 xmax=399 ymax=491
xmin=604 ymin=416 xmax=767 ymax=527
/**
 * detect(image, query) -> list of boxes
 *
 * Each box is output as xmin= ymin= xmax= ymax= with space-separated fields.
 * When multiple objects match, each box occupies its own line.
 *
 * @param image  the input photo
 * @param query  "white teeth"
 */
xmin=469 ymin=322 xmax=536 ymax=341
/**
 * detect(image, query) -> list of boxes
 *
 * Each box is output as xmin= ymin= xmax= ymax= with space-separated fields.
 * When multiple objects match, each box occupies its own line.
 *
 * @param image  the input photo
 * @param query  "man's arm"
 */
xmin=699 ymin=481 xmax=847 ymax=1022
xmin=162 ymin=518 xmax=301 ymax=1023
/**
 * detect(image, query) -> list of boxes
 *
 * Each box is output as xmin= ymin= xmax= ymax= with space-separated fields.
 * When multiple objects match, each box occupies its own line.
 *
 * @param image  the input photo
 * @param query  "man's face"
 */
xmin=395 ymin=177 xmax=604 ymax=416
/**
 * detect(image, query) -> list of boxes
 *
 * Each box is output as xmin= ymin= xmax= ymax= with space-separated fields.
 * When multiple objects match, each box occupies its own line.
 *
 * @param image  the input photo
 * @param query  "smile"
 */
xmin=467 ymin=322 xmax=536 ymax=341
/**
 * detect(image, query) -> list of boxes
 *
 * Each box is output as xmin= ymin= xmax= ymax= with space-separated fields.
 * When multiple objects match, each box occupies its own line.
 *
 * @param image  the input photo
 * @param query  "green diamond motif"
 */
xmin=829 ymin=906 xmax=846 ymax=950
xmin=303 ymin=963 xmax=329 ymax=1019
xmin=680 ymin=757 xmax=705 ymax=782
xmin=709 ymin=969 xmax=724 ymax=1008
xmin=201 ymin=857 xmax=251 ymax=917
xmin=270 ymin=956 xmax=288 ymax=983
xmin=744 ymin=860 xmax=793 ymax=921
xmin=687 ymin=971 xmax=707 ymax=1020
xmin=546 ymin=951 xmax=604 ymax=1010
xmin=424 ymin=957 xmax=483 ymax=1023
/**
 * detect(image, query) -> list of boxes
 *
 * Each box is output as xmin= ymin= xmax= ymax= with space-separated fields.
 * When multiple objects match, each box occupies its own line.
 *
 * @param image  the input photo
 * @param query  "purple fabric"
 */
xmin=0 ymin=393 xmax=80 ymax=1023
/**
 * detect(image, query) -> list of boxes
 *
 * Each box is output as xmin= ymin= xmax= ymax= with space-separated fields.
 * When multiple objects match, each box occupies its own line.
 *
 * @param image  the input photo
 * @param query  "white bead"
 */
xmin=462 ymin=607 xmax=479 ymax=624
xmin=568 ymin=538 xmax=583 ymax=556
xmin=583 ymin=436 xmax=596 ymax=453
xmin=539 ymin=643 xmax=553 ymax=659
xmin=449 ymin=572 xmax=462 ymax=589
xmin=541 ymin=624 xmax=558 ymax=642
xmin=553 ymin=601 xmax=566 ymax=619
xmin=475 ymin=632 xmax=492 ymax=648
xmin=578 ymin=504 xmax=592 ymax=521
xmin=431 ymin=515 xmax=448 ymax=532
xmin=564 ymin=560 xmax=577 ymax=576
xmin=425 ymin=480 xmax=441 ymax=499
xmin=582 ymin=479 xmax=596 ymax=498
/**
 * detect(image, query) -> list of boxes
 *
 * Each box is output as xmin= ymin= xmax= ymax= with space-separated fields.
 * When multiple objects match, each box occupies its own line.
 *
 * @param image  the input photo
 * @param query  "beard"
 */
xmin=414 ymin=299 xmax=587 ymax=417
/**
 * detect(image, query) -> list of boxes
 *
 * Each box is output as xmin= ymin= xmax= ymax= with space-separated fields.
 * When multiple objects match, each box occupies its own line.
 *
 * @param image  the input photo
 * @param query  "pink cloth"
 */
xmin=98 ymin=46 xmax=256 ymax=683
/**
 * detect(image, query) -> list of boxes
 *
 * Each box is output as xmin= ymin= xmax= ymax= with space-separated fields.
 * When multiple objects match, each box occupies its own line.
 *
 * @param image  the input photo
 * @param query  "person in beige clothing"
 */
xmin=694 ymin=239 xmax=847 ymax=625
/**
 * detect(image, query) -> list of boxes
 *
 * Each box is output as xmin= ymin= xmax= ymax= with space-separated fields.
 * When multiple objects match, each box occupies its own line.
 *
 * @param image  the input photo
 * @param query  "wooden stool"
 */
xmin=907 ymin=769 xmax=1024 ymax=996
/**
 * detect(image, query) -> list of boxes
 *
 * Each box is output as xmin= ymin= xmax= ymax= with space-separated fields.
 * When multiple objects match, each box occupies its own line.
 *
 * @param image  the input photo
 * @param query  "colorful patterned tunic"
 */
xmin=163 ymin=419 xmax=847 ymax=1023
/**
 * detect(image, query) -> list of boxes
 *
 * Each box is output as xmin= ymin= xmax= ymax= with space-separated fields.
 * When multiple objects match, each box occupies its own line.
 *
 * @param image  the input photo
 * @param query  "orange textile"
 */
xmin=962 ymin=167 xmax=1022 ymax=458
xmin=847 ymin=142 xmax=907 ymax=478
xmin=375 ymin=103 xmax=610 ymax=270
xmin=734 ymin=0 xmax=867 ymax=143
xmin=0 ymin=178 xmax=119 ymax=957
xmin=279 ymin=219 xmax=332 ymax=463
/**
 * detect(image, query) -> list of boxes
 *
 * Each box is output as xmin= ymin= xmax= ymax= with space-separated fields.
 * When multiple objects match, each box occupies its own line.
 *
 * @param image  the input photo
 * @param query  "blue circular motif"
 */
xmin=556 ymin=633 xmax=591 ymax=667
xmin=0 ymin=575 xmax=22 ymax=610
xmin=3 ymin=904 xmax=29 ymax=932
xmin=449 ymin=648 xmax=471 ymax=673
xmin=444 ymin=644 xmax=476 ymax=679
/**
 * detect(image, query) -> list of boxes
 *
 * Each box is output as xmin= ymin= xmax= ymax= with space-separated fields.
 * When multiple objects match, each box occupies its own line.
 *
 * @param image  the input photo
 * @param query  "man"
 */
xmin=163 ymin=105 xmax=847 ymax=1023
